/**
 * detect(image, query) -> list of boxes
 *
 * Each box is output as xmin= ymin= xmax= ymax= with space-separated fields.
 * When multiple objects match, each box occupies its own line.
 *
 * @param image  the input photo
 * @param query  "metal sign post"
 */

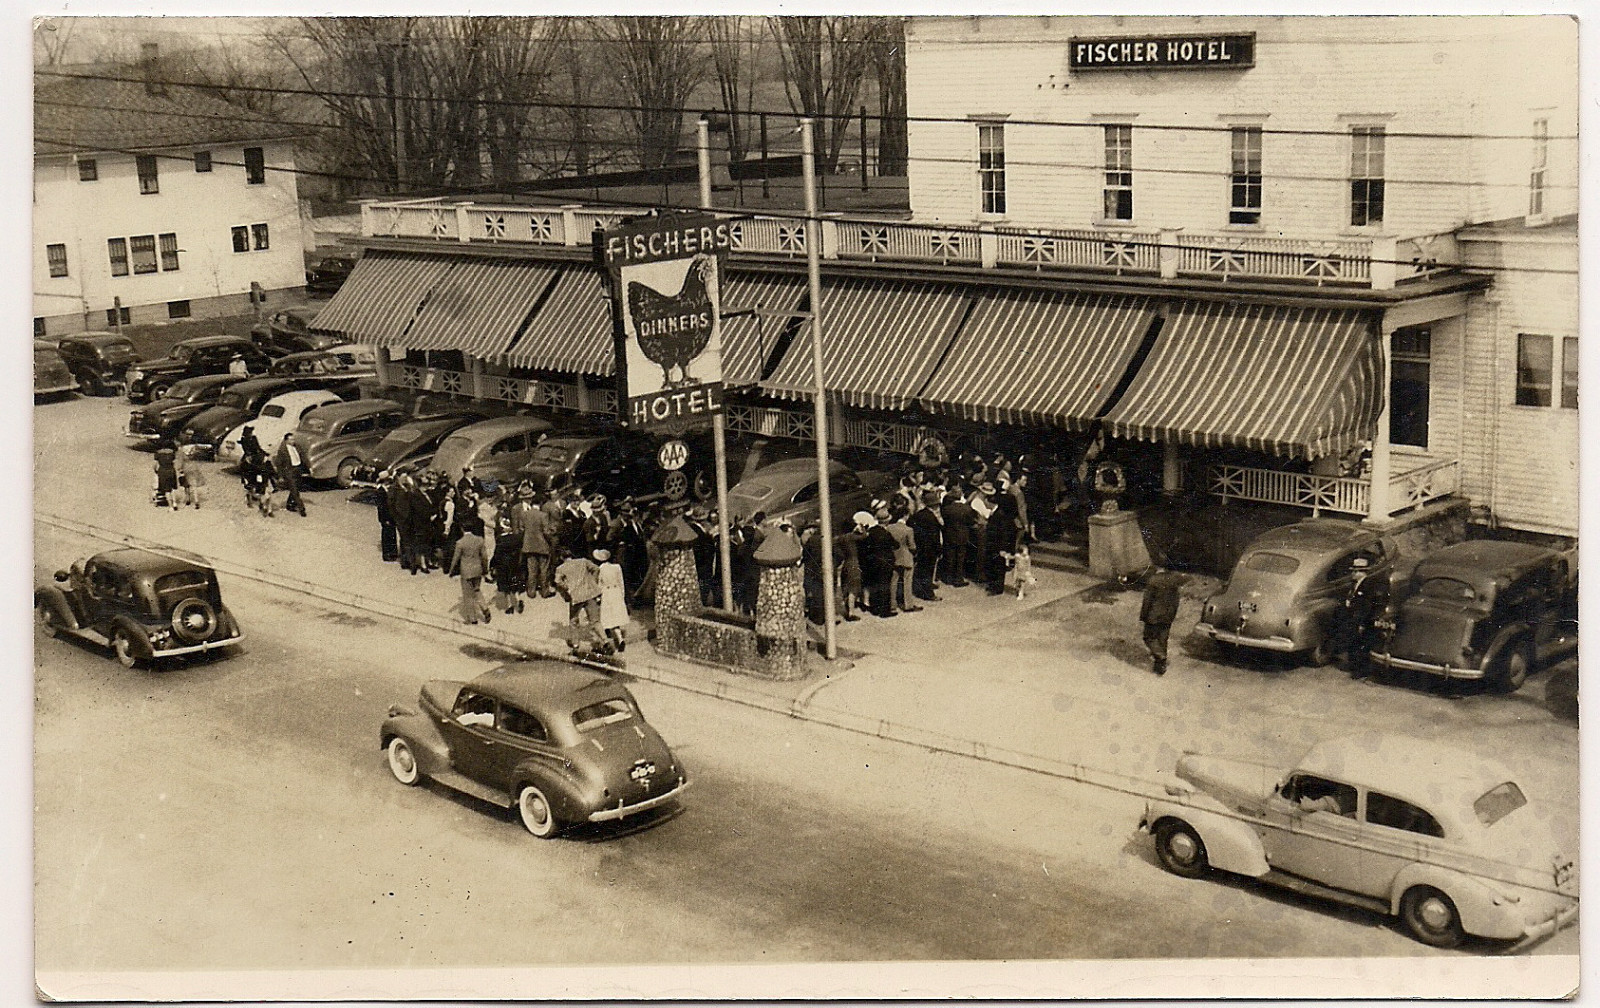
xmin=698 ymin=118 xmax=735 ymax=613
xmin=801 ymin=118 xmax=838 ymax=661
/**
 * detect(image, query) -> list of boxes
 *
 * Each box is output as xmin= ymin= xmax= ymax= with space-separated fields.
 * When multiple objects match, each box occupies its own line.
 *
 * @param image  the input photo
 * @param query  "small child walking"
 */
xmin=1002 ymin=546 xmax=1038 ymax=600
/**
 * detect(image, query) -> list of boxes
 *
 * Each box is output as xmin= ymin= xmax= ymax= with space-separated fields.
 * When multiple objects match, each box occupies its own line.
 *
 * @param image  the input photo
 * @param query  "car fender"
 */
xmin=34 ymin=584 xmax=82 ymax=631
xmin=381 ymin=708 xmax=452 ymax=780
xmin=511 ymin=756 xmax=591 ymax=823
xmin=216 ymin=605 xmax=243 ymax=641
xmin=1146 ymin=795 xmax=1270 ymax=877
xmin=1388 ymin=862 xmax=1523 ymax=940
xmin=1481 ymin=624 xmax=1530 ymax=671
xmin=108 ymin=614 xmax=156 ymax=660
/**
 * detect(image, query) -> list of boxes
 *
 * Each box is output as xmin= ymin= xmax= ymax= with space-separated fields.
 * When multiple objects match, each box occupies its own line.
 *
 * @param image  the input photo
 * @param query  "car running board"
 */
xmin=1260 ymin=869 xmax=1389 ymax=915
xmin=64 ymin=627 xmax=110 ymax=647
xmin=430 ymin=769 xmax=512 ymax=809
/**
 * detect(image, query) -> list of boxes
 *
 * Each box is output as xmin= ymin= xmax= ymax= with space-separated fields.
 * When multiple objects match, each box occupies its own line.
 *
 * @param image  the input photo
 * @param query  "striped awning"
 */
xmin=761 ymin=277 xmax=972 ymax=410
xmin=1101 ymin=302 xmax=1382 ymax=459
xmin=401 ymin=259 xmax=560 ymax=356
xmin=718 ymin=271 xmax=806 ymax=386
xmin=918 ymin=289 xmax=1156 ymax=429
xmin=309 ymin=252 xmax=454 ymax=343
xmin=502 ymin=266 xmax=615 ymax=376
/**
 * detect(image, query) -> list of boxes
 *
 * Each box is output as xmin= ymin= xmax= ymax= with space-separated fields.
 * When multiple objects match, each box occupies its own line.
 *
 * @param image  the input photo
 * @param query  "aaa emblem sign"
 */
xmin=603 ymin=213 xmax=733 ymax=430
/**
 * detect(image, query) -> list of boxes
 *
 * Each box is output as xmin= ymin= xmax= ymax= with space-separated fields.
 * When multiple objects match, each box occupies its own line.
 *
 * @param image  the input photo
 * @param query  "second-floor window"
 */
xmin=107 ymin=237 xmax=129 ymax=277
xmin=136 ymin=154 xmax=159 ymax=195
xmin=244 ymin=146 xmax=266 ymax=184
xmin=46 ymin=243 xmax=68 ymax=278
xmin=77 ymin=158 xmax=98 ymax=182
xmin=231 ymin=226 xmax=250 ymax=253
xmin=194 ymin=150 xmax=212 ymax=173
xmin=1515 ymin=333 xmax=1577 ymax=409
xmin=1529 ymin=118 xmax=1549 ymax=219
xmin=977 ymin=124 xmax=1006 ymax=216
xmin=1229 ymin=126 xmax=1262 ymax=225
xmin=129 ymin=234 xmax=158 ymax=275
xmin=1349 ymin=125 xmax=1385 ymax=227
xmin=252 ymin=222 xmax=270 ymax=250
xmin=159 ymin=232 xmax=180 ymax=271
xmin=1103 ymin=124 xmax=1133 ymax=221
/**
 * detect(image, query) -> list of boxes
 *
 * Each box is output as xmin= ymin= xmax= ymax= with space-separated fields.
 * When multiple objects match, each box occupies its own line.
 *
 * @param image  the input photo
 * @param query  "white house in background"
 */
xmin=33 ymin=60 xmax=308 ymax=336
xmin=903 ymin=15 xmax=1578 ymax=538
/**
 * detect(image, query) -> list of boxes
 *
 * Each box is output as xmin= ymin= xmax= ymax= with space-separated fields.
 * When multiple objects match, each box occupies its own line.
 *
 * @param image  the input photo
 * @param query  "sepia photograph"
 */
xmin=27 ymin=6 xmax=1582 ymax=1001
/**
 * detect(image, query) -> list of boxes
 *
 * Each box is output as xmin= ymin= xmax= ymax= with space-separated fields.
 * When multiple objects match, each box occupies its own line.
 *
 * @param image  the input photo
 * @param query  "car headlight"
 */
xmin=148 ymin=627 xmax=172 ymax=647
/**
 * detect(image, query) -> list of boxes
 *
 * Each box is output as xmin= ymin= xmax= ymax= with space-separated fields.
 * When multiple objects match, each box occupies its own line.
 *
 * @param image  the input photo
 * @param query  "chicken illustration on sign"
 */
xmin=604 ymin=214 xmax=731 ymax=431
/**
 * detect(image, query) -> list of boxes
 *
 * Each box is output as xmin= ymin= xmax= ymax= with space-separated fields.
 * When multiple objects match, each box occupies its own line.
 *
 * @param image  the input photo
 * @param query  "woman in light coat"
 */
xmin=595 ymin=549 xmax=628 ymax=654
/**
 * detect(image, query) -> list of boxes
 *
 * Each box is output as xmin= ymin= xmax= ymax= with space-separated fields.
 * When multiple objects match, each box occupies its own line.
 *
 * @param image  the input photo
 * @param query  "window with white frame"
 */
xmin=1390 ymin=327 xmax=1431 ymax=448
xmin=107 ymin=237 xmax=129 ymax=277
xmin=46 ymin=243 xmax=68 ymax=278
xmin=1529 ymin=118 xmax=1549 ymax=220
xmin=251 ymin=223 xmax=270 ymax=250
xmin=136 ymin=155 xmax=159 ymax=195
xmin=77 ymin=158 xmax=98 ymax=182
xmin=977 ymin=123 xmax=1006 ymax=215
xmin=1561 ymin=336 xmax=1577 ymax=409
xmin=1229 ymin=126 xmax=1262 ymax=225
xmin=129 ymin=234 xmax=158 ymax=275
xmin=231 ymin=226 xmax=250 ymax=253
xmin=1514 ymin=333 xmax=1577 ymax=408
xmin=1103 ymin=124 xmax=1133 ymax=221
xmin=244 ymin=146 xmax=266 ymax=184
xmin=159 ymin=232 xmax=180 ymax=271
xmin=1349 ymin=125 xmax=1385 ymax=227
xmin=194 ymin=150 xmax=212 ymax=173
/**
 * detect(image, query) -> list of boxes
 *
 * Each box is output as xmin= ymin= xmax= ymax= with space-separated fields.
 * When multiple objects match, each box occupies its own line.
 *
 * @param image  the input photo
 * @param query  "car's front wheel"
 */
xmin=1153 ymin=819 xmax=1210 ymax=879
xmin=1308 ymin=635 xmax=1338 ymax=668
xmin=36 ymin=604 xmax=61 ymax=638
xmin=386 ymin=737 xmax=421 ymax=785
xmin=148 ymin=382 xmax=171 ymax=402
xmin=335 ymin=457 xmax=361 ymax=489
xmin=111 ymin=629 xmax=140 ymax=669
xmin=1399 ymin=885 xmax=1465 ymax=948
xmin=1488 ymin=635 xmax=1532 ymax=694
xmin=517 ymin=783 xmax=561 ymax=838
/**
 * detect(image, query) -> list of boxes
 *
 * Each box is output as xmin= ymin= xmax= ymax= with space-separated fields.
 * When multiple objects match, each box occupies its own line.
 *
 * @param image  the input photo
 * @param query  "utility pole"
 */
xmin=800 ymin=118 xmax=838 ymax=660
xmin=698 ymin=119 xmax=736 ymax=613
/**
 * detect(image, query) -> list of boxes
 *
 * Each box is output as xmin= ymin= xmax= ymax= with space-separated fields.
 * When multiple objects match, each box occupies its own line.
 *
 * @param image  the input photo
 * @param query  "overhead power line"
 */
xmin=35 ymin=68 xmax=1575 ymax=142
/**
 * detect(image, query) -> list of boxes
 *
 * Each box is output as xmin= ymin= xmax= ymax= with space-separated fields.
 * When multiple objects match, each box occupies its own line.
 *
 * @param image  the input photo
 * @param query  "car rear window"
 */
xmin=154 ymin=570 xmax=213 ymax=603
xmin=572 ymin=698 xmax=634 ymax=732
xmin=260 ymin=405 xmax=286 ymax=419
xmin=1244 ymin=551 xmax=1299 ymax=575
xmin=301 ymin=415 xmax=330 ymax=433
xmin=1474 ymin=782 xmax=1528 ymax=826
xmin=531 ymin=445 xmax=572 ymax=463
xmin=1418 ymin=577 xmax=1478 ymax=603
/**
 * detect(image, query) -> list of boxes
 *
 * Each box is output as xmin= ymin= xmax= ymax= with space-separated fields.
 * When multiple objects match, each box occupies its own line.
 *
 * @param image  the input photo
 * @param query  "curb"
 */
xmin=36 ymin=510 xmax=1167 ymax=806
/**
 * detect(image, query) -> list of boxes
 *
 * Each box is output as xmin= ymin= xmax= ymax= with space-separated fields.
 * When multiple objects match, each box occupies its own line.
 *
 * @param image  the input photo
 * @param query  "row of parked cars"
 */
xmin=1194 ymin=518 xmax=1577 ymax=694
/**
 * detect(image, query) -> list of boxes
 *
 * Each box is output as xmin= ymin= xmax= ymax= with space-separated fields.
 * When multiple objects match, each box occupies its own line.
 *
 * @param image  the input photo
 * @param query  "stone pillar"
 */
xmin=651 ymin=516 xmax=702 ymax=618
xmin=1088 ymin=509 xmax=1152 ymax=580
xmin=753 ymin=527 xmax=806 ymax=677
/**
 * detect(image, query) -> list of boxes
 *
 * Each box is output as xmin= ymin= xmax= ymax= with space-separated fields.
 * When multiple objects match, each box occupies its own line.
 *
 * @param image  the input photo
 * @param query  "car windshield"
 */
xmin=572 ymin=698 xmax=635 ymax=732
xmin=385 ymin=427 xmax=425 ymax=445
xmin=301 ymin=415 xmax=330 ymax=433
xmin=170 ymin=345 xmax=196 ymax=363
xmin=1418 ymin=577 xmax=1480 ymax=603
xmin=260 ymin=405 xmax=286 ymax=419
xmin=1473 ymin=781 xmax=1528 ymax=826
xmin=1244 ymin=551 xmax=1300 ymax=575
xmin=531 ymin=445 xmax=572 ymax=463
xmin=101 ymin=339 xmax=135 ymax=358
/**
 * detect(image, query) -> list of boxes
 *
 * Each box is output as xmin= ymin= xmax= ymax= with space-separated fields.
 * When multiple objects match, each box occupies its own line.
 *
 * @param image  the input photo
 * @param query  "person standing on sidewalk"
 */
xmin=595 ymin=548 xmax=628 ymax=654
xmin=520 ymin=488 xmax=555 ymax=599
xmin=860 ymin=510 xmax=899 ymax=618
xmin=939 ymin=488 xmax=974 ymax=588
xmin=909 ymin=488 xmax=944 ymax=602
xmin=554 ymin=549 xmax=604 ymax=652
xmin=1139 ymin=567 xmax=1188 ymax=676
xmin=984 ymin=486 xmax=1020 ymax=595
xmin=967 ymin=482 xmax=996 ymax=583
xmin=448 ymin=517 xmax=493 ymax=625
xmin=274 ymin=432 xmax=309 ymax=517
xmin=375 ymin=474 xmax=400 ymax=562
xmin=179 ymin=445 xmax=206 ymax=508
xmin=886 ymin=506 xmax=920 ymax=613
xmin=490 ymin=508 xmax=526 ymax=615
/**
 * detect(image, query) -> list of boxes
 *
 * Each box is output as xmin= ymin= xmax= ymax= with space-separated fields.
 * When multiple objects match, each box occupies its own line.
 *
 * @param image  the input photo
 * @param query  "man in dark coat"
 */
xmin=1140 ymin=567 xmax=1188 ymax=675
xmin=273 ymin=432 xmax=309 ymax=517
xmin=909 ymin=489 xmax=945 ymax=602
xmin=376 ymin=476 xmax=399 ymax=562
xmin=984 ymin=488 xmax=1020 ymax=595
xmin=858 ymin=511 xmax=899 ymax=618
xmin=615 ymin=500 xmax=650 ymax=602
xmin=520 ymin=490 xmax=555 ymax=599
xmin=1337 ymin=556 xmax=1389 ymax=678
xmin=939 ymin=489 xmax=975 ymax=588
xmin=686 ymin=507 xmax=720 ymax=607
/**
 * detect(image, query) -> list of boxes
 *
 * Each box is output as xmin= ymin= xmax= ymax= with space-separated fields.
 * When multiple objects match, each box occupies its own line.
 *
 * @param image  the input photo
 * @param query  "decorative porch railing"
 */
xmin=1209 ymin=458 xmax=1460 ymax=517
xmin=361 ymin=197 xmax=1451 ymax=291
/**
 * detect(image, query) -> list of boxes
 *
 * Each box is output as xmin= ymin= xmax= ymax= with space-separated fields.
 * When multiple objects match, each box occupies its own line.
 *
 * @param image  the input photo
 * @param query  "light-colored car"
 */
xmin=292 ymin=398 xmax=410 ymax=486
xmin=216 ymin=389 xmax=341 ymax=465
xmin=1195 ymin=519 xmax=1396 ymax=666
xmin=1139 ymin=734 xmax=1577 ymax=948
xmin=428 ymin=415 xmax=557 ymax=488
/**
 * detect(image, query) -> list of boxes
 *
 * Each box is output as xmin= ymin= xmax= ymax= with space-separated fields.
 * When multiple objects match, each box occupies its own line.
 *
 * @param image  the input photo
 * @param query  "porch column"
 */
xmin=1162 ymin=440 xmax=1181 ymax=495
xmin=1365 ymin=324 xmax=1395 ymax=524
xmin=468 ymin=357 xmax=487 ymax=401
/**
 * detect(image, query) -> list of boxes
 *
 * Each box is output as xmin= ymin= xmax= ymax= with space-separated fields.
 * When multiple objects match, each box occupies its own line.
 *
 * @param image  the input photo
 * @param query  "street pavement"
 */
xmin=32 ymin=393 xmax=1582 ymax=978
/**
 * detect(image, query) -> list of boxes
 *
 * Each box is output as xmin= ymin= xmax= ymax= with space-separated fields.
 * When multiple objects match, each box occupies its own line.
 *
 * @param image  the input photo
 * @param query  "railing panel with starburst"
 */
xmin=994 ymin=227 xmax=1160 ymax=273
xmin=1179 ymin=235 xmax=1370 ymax=284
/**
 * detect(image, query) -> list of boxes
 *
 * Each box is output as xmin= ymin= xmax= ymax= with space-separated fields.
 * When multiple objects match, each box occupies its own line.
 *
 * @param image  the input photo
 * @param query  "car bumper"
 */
xmin=1368 ymin=651 xmax=1484 ymax=679
xmin=36 ymin=380 xmax=79 ymax=395
xmin=586 ymin=777 xmax=689 ymax=823
xmin=1195 ymin=622 xmax=1299 ymax=652
xmin=150 ymin=632 xmax=244 ymax=659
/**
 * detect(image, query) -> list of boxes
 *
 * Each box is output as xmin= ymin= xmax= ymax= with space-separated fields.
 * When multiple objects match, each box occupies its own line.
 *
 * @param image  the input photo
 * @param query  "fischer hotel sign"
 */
xmin=1070 ymin=33 xmax=1256 ymax=71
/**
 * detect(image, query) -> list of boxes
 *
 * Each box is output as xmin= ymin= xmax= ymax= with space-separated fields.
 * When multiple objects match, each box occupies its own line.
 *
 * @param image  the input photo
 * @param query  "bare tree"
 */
xmin=770 ymin=16 xmax=876 ymax=170
xmin=592 ymin=16 xmax=708 ymax=170
xmin=867 ymin=18 xmax=907 ymax=176
xmin=705 ymin=16 xmax=768 ymax=164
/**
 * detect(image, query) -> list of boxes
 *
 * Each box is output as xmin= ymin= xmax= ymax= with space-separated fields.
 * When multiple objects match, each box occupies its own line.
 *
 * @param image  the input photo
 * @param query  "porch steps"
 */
xmin=1028 ymin=537 xmax=1087 ymax=572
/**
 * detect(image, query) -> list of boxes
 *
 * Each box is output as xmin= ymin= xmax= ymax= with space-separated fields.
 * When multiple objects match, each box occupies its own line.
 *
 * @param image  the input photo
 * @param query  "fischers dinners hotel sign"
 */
xmin=1070 ymin=33 xmax=1256 ymax=71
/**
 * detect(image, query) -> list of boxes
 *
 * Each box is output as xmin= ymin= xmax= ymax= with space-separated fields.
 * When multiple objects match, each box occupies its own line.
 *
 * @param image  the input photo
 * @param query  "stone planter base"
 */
xmin=655 ymin=608 xmax=809 ymax=681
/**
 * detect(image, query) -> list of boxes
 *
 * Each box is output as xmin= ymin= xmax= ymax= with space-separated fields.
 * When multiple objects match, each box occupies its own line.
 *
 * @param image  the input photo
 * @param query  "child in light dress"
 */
xmin=1001 ymin=546 xmax=1038 ymax=600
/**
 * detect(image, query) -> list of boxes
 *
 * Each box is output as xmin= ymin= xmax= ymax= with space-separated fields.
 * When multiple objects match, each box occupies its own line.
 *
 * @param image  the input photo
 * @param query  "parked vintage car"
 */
xmin=216 ymin=390 xmax=342 ymax=466
xmin=35 ymin=548 xmax=243 ymax=669
xmin=125 ymin=335 xmax=270 ymax=404
xmin=250 ymin=306 xmax=345 ymax=357
xmin=519 ymin=430 xmax=799 ymax=505
xmin=725 ymin=458 xmax=896 ymax=530
xmin=348 ymin=410 xmax=491 ymax=488
xmin=381 ymin=661 xmax=689 ymax=838
xmin=428 ymin=415 xmax=557 ymax=488
xmin=1195 ymin=519 xmax=1396 ymax=666
xmin=1369 ymin=540 xmax=1577 ymax=692
xmin=1140 ymin=734 xmax=1577 ymax=948
xmin=124 ymin=373 xmax=251 ymax=444
xmin=33 ymin=340 xmax=80 ymax=397
xmin=177 ymin=373 xmax=364 ymax=457
xmin=55 ymin=331 xmax=136 ymax=396
xmin=305 ymin=252 xmax=357 ymax=296
xmin=267 ymin=345 xmax=375 ymax=380
xmin=292 ymin=398 xmax=410 ymax=485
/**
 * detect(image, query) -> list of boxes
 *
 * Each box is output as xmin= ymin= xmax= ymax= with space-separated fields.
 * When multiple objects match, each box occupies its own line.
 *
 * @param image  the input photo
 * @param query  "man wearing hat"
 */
xmin=686 ymin=506 xmax=719 ymax=606
xmin=554 ymin=547 xmax=604 ymax=651
xmin=518 ymin=486 xmax=555 ymax=599
xmin=939 ymin=487 xmax=975 ymax=588
xmin=1139 ymin=566 xmax=1188 ymax=676
xmin=967 ymin=481 xmax=996 ymax=583
xmin=858 ymin=509 xmax=899 ymax=618
xmin=909 ymin=488 xmax=945 ymax=602
xmin=1337 ymin=554 xmax=1388 ymax=678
